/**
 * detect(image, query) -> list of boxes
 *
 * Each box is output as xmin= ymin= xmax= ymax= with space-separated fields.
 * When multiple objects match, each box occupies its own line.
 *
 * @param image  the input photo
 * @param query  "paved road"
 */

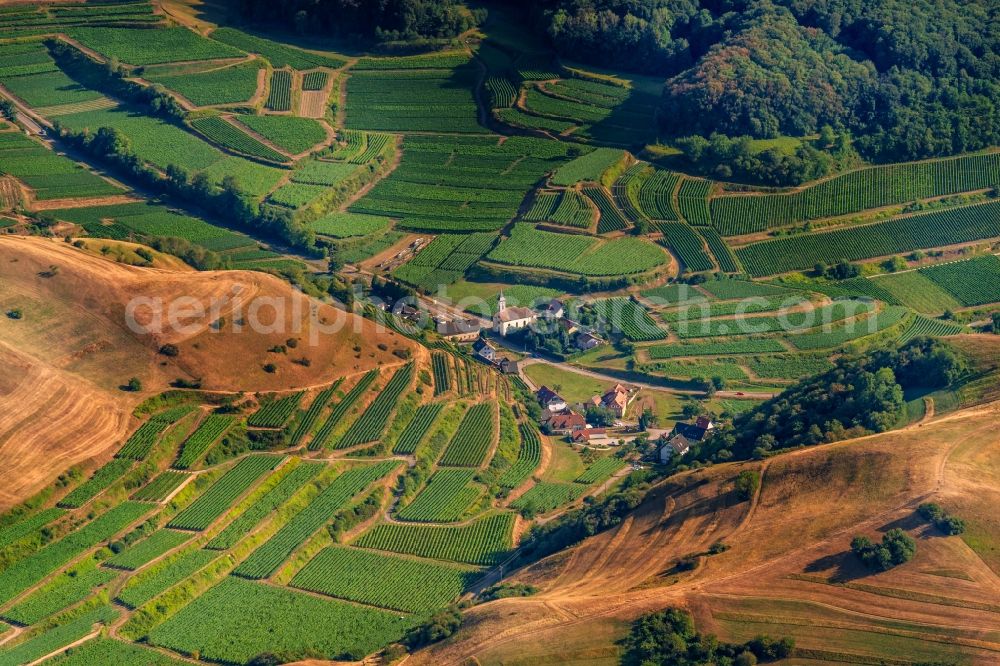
xmin=516 ymin=356 xmax=777 ymax=400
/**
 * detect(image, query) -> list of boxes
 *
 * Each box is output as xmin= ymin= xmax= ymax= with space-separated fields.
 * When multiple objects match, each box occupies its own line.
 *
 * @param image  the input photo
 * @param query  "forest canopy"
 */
xmin=519 ymin=0 xmax=1000 ymax=162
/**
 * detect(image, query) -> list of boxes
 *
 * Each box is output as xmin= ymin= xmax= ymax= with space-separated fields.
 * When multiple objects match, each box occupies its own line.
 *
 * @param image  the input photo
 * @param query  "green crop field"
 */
xmin=638 ymin=169 xmax=680 ymax=220
xmin=291 ymin=546 xmax=475 ymax=613
xmin=132 ymin=471 xmax=190 ymax=502
xmin=0 ymin=606 xmax=119 ymax=666
xmin=266 ymin=69 xmax=292 ymax=111
xmin=290 ymin=384 xmax=340 ymax=446
xmin=147 ymin=577 xmax=411 ymax=663
xmin=345 ymin=66 xmax=483 ymax=133
xmin=248 ymin=392 xmax=304 ymax=428
xmin=355 ymin=512 xmax=515 ymax=565
xmin=917 ymin=255 xmax=1000 ymax=306
xmin=57 ymin=106 xmax=286 ymax=197
xmin=41 ymin=639 xmax=188 ymax=666
xmin=57 ymin=459 xmax=132 ymax=509
xmin=233 ymin=461 xmax=399 ymax=579
xmin=736 ymin=201 xmax=1000 ymax=276
xmin=591 ymin=297 xmax=666 ymax=341
xmin=658 ymin=221 xmax=714 ymax=272
xmin=585 ymin=185 xmax=631 ymax=233
xmin=498 ymin=424 xmax=543 ymax=489
xmin=145 ymin=60 xmax=262 ymax=106
xmin=174 ymin=414 xmax=236 ymax=469
xmin=336 ymin=364 xmax=413 ymax=448
xmin=487 ymin=224 xmax=666 ymax=276
xmin=289 ymin=159 xmax=358 ymax=186
xmin=210 ymin=27 xmax=348 ymax=69
xmin=104 ymin=529 xmax=191 ymax=571
xmin=206 ymin=462 xmax=323 ymax=551
xmin=116 ymin=548 xmax=218 ymax=608
xmin=311 ymin=211 xmax=389 ymax=238
xmin=712 ymin=151 xmax=1000 ymax=235
xmin=236 ymin=114 xmax=327 ymax=154
xmin=0 ymin=132 xmax=122 ymax=200
xmin=398 ymin=469 xmax=482 ymax=522
xmin=0 ymin=508 xmax=65 ymax=551
xmin=677 ymin=179 xmax=712 ymax=225
xmin=0 ymin=502 xmax=149 ymax=606
xmin=310 ymin=371 xmax=377 ymax=450
xmin=872 ymin=271 xmax=964 ymax=314
xmin=351 ymin=134 xmax=575 ymax=233
xmin=552 ymin=147 xmax=624 ymax=186
xmin=439 ymin=402 xmax=496 ymax=467
xmin=575 ymin=457 xmax=627 ymax=485
xmin=1 ymin=563 xmax=116 ymax=626
xmin=394 ymin=403 xmax=443 ymax=454
xmin=511 ymin=482 xmax=585 ymax=514
xmin=68 ymin=27 xmax=244 ymax=65
xmin=550 ymin=191 xmax=594 ymax=228
xmin=302 ymin=71 xmax=328 ymax=90
xmin=168 ymin=456 xmax=280 ymax=531
xmin=647 ymin=339 xmax=789 ymax=359
xmin=191 ymin=116 xmax=290 ymax=163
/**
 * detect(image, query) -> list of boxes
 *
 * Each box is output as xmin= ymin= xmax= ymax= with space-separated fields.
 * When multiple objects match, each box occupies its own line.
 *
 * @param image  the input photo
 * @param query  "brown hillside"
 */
xmin=412 ymin=400 xmax=1000 ymax=665
xmin=0 ymin=235 xmax=419 ymax=510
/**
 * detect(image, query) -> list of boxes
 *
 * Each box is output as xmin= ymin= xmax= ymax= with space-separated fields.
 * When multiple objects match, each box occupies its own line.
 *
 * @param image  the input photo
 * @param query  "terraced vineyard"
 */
xmin=336 ymin=364 xmax=413 ymax=448
xmin=291 ymin=546 xmax=474 ymax=613
xmin=234 ymin=461 xmax=399 ymax=579
xmin=736 ymin=201 xmax=1000 ymax=276
xmin=917 ymin=255 xmax=1000 ymax=306
xmin=248 ymin=392 xmax=304 ymax=428
xmin=57 ymin=459 xmax=132 ymax=509
xmin=551 ymin=190 xmax=594 ymax=228
xmin=266 ymin=69 xmax=293 ymax=111
xmin=174 ymin=414 xmax=235 ymax=469
xmin=511 ymin=482 xmax=584 ymax=514
xmin=289 ymin=383 xmax=340 ymax=446
xmin=657 ymin=221 xmax=714 ymax=272
xmin=439 ymin=402 xmax=496 ymax=467
xmin=355 ymin=512 xmax=515 ymax=565
xmin=432 ymin=353 xmax=451 ymax=396
xmin=712 ymin=151 xmax=1000 ymax=235
xmin=116 ymin=407 xmax=193 ymax=460
xmin=638 ymin=169 xmax=680 ymax=220
xmin=584 ymin=185 xmax=630 ymax=233
xmin=591 ymin=298 xmax=666 ymax=342
xmin=398 ymin=469 xmax=482 ymax=522
xmin=310 ymin=371 xmax=378 ymax=451
xmin=498 ymin=424 xmax=543 ymax=489
xmin=575 ymin=457 xmax=627 ymax=484
xmin=168 ymin=456 xmax=280 ymax=531
xmin=393 ymin=403 xmax=443 ymax=454
xmin=132 ymin=471 xmax=189 ymax=502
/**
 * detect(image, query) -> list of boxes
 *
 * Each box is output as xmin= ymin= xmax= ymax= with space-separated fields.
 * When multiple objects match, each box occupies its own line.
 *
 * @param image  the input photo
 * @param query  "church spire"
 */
xmin=497 ymin=290 xmax=506 ymax=313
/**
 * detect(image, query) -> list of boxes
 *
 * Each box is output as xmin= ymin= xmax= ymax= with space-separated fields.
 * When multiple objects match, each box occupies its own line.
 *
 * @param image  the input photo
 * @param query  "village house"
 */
xmin=598 ymin=383 xmax=631 ymax=419
xmin=659 ymin=433 xmax=692 ymax=463
xmin=544 ymin=299 xmax=565 ymax=319
xmin=572 ymin=427 xmax=608 ymax=444
xmin=535 ymin=385 xmax=567 ymax=412
xmin=671 ymin=416 xmax=715 ymax=442
xmin=437 ymin=317 xmax=481 ymax=342
xmin=576 ymin=331 xmax=602 ymax=350
xmin=547 ymin=410 xmax=587 ymax=435
xmin=499 ymin=357 xmax=521 ymax=375
xmin=493 ymin=291 xmax=538 ymax=336
xmin=473 ymin=338 xmax=497 ymax=363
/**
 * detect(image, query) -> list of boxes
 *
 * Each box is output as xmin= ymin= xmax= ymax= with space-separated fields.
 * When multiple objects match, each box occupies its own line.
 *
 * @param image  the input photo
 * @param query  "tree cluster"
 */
xmin=520 ymin=0 xmax=1000 ymax=163
xmin=699 ymin=337 xmax=966 ymax=462
xmin=917 ymin=503 xmax=966 ymax=536
xmin=622 ymin=608 xmax=794 ymax=666
xmin=235 ymin=0 xmax=484 ymax=42
xmin=851 ymin=528 xmax=916 ymax=572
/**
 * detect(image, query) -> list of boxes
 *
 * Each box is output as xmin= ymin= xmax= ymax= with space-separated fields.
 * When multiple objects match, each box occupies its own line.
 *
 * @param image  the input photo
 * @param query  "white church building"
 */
xmin=492 ymin=291 xmax=538 ymax=336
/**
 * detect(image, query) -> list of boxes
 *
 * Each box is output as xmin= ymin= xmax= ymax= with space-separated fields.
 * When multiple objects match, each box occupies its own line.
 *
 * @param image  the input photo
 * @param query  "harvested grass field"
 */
xmin=410 ymin=397 xmax=1000 ymax=665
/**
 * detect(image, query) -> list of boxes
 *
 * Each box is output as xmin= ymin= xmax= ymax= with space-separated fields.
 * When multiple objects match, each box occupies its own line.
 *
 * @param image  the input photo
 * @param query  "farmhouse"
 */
xmin=437 ymin=317 xmax=481 ymax=341
xmin=572 ymin=427 xmax=608 ymax=443
xmin=671 ymin=416 xmax=715 ymax=442
xmin=548 ymin=410 xmax=587 ymax=435
xmin=597 ymin=383 xmax=631 ymax=418
xmin=659 ymin=433 xmax=692 ymax=463
xmin=536 ymin=385 xmax=568 ymax=412
xmin=499 ymin=357 xmax=521 ymax=375
xmin=473 ymin=339 xmax=497 ymax=363
xmin=544 ymin=299 xmax=565 ymax=319
xmin=493 ymin=291 xmax=538 ymax=336
xmin=576 ymin=331 xmax=602 ymax=350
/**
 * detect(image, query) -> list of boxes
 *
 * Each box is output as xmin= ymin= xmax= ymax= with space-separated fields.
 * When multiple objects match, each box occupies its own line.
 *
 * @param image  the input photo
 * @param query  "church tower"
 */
xmin=497 ymin=290 xmax=506 ymax=313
